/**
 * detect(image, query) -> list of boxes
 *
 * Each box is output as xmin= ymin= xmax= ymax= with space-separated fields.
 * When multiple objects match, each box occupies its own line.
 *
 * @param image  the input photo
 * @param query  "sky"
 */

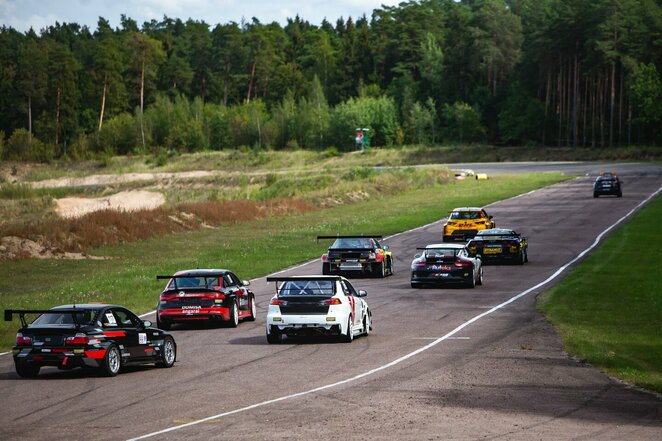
xmin=0 ymin=0 xmax=403 ymax=33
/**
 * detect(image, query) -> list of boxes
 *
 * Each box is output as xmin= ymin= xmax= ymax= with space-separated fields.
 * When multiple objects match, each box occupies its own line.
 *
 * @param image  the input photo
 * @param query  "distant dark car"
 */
xmin=5 ymin=304 xmax=176 ymax=378
xmin=467 ymin=228 xmax=528 ymax=264
xmin=319 ymin=235 xmax=393 ymax=278
xmin=156 ymin=269 xmax=256 ymax=330
xmin=410 ymin=243 xmax=483 ymax=288
xmin=593 ymin=172 xmax=622 ymax=197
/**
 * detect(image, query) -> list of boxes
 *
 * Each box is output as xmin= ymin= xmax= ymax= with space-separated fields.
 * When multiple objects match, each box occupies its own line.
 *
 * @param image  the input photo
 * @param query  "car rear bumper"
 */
xmin=158 ymin=307 xmax=230 ymax=322
xmin=13 ymin=346 xmax=107 ymax=368
xmin=411 ymin=271 xmax=472 ymax=284
xmin=267 ymin=314 xmax=345 ymax=335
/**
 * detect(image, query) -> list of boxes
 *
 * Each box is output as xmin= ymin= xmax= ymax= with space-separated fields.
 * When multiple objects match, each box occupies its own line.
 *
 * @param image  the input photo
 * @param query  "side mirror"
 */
xmin=476 ymin=254 xmax=482 ymax=260
xmin=383 ymin=245 xmax=390 ymax=251
xmin=488 ymin=215 xmax=493 ymax=219
xmin=414 ymin=253 xmax=421 ymax=259
xmin=143 ymin=320 xmax=152 ymax=328
xmin=357 ymin=289 xmax=367 ymax=297
xmin=242 ymin=280 xmax=251 ymax=286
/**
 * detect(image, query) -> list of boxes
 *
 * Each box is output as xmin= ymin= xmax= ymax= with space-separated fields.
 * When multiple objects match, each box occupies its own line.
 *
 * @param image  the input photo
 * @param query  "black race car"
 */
xmin=467 ymin=228 xmax=528 ymax=264
xmin=410 ymin=243 xmax=483 ymax=288
xmin=156 ymin=269 xmax=256 ymax=330
xmin=5 ymin=304 xmax=176 ymax=378
xmin=318 ymin=235 xmax=394 ymax=278
xmin=593 ymin=172 xmax=622 ymax=197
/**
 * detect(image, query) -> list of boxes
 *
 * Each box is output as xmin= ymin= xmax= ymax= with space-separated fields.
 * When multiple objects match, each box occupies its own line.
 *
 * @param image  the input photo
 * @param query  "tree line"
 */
xmin=1 ymin=0 xmax=660 ymax=162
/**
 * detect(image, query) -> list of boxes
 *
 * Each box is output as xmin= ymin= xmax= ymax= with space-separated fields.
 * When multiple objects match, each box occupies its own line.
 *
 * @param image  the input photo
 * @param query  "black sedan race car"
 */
xmin=593 ymin=172 xmax=622 ymax=197
xmin=319 ymin=235 xmax=394 ymax=278
xmin=5 ymin=304 xmax=176 ymax=378
xmin=410 ymin=243 xmax=483 ymax=288
xmin=156 ymin=269 xmax=256 ymax=330
xmin=467 ymin=228 xmax=528 ymax=264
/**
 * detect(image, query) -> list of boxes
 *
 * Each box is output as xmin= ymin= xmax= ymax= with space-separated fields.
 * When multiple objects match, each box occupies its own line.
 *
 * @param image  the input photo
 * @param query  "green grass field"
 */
xmin=539 ymin=194 xmax=662 ymax=393
xmin=0 ymin=173 xmax=568 ymax=350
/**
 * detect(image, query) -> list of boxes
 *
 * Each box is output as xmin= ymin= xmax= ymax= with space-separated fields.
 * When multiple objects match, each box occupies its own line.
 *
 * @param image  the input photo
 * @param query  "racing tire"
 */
xmin=246 ymin=295 xmax=257 ymax=321
xmin=341 ymin=317 xmax=354 ymax=343
xmin=322 ymin=263 xmax=330 ymax=275
xmin=387 ymin=258 xmax=394 ymax=276
xmin=373 ymin=262 xmax=385 ymax=278
xmin=266 ymin=331 xmax=282 ymax=344
xmin=156 ymin=337 xmax=176 ymax=368
xmin=476 ymin=267 xmax=483 ymax=286
xmin=363 ymin=314 xmax=371 ymax=336
xmin=593 ymin=192 xmax=598 ymax=198
xmin=411 ymin=281 xmax=422 ymax=289
xmin=524 ymin=249 xmax=529 ymax=263
xmin=226 ymin=301 xmax=239 ymax=328
xmin=442 ymin=235 xmax=452 ymax=243
xmin=466 ymin=271 xmax=476 ymax=289
xmin=15 ymin=361 xmax=40 ymax=378
xmin=617 ymin=192 xmax=622 ymax=198
xmin=99 ymin=344 xmax=121 ymax=377
xmin=517 ymin=249 xmax=525 ymax=265
xmin=156 ymin=315 xmax=171 ymax=331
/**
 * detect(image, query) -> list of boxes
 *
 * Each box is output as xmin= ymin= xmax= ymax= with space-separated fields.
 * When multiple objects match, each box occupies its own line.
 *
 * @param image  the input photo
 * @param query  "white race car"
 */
xmin=265 ymin=275 xmax=372 ymax=344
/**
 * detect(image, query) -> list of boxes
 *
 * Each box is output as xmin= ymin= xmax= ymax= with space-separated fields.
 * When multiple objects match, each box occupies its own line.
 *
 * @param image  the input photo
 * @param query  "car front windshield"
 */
xmin=330 ymin=238 xmax=374 ymax=249
xmin=32 ymin=310 xmax=98 ymax=326
xmin=279 ymin=280 xmax=334 ymax=296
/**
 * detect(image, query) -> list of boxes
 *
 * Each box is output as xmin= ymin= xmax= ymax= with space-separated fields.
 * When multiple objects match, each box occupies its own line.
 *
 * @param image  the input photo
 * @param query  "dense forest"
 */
xmin=1 ymin=0 xmax=661 ymax=161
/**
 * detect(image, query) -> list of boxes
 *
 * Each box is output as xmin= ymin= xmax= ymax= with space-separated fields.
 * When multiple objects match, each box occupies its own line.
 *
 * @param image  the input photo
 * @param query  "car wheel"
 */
xmin=593 ymin=192 xmax=598 ymax=198
xmin=227 ymin=301 xmax=239 ymax=328
xmin=442 ymin=235 xmax=452 ymax=243
xmin=517 ymin=249 xmax=525 ymax=265
xmin=322 ymin=263 xmax=330 ymax=275
xmin=411 ymin=281 xmax=422 ymax=288
xmin=99 ymin=344 xmax=121 ymax=377
xmin=388 ymin=258 xmax=394 ymax=276
xmin=617 ymin=192 xmax=622 ymax=197
xmin=247 ymin=295 xmax=257 ymax=321
xmin=15 ymin=361 xmax=40 ymax=378
xmin=374 ymin=262 xmax=385 ymax=278
xmin=466 ymin=271 xmax=476 ymax=288
xmin=266 ymin=330 xmax=282 ymax=344
xmin=156 ymin=315 xmax=171 ymax=331
xmin=363 ymin=314 xmax=371 ymax=336
xmin=524 ymin=249 xmax=529 ymax=263
xmin=341 ymin=317 xmax=354 ymax=342
xmin=476 ymin=266 xmax=483 ymax=285
xmin=156 ymin=337 xmax=176 ymax=368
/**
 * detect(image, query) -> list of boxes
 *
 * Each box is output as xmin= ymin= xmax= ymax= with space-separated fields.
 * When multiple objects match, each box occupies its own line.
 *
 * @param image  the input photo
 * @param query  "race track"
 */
xmin=1 ymin=162 xmax=661 ymax=440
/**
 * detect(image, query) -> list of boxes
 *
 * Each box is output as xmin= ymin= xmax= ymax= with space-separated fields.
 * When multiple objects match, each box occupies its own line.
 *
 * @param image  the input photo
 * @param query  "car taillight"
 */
xmin=321 ymin=253 xmax=328 ymax=262
xmin=270 ymin=298 xmax=287 ymax=306
xmin=16 ymin=333 xmax=32 ymax=345
xmin=65 ymin=333 xmax=90 ymax=345
xmin=415 ymin=262 xmax=427 ymax=267
xmin=323 ymin=298 xmax=342 ymax=305
xmin=215 ymin=292 xmax=226 ymax=299
xmin=454 ymin=260 xmax=472 ymax=267
xmin=503 ymin=240 xmax=517 ymax=247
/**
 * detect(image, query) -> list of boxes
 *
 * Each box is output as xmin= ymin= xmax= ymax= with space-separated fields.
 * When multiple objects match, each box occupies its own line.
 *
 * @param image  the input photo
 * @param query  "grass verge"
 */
xmin=0 ymin=173 xmax=568 ymax=350
xmin=538 ymin=194 xmax=662 ymax=393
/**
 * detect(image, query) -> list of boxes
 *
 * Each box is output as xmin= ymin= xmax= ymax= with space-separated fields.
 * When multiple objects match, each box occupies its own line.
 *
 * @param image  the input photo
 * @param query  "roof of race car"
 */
xmin=173 ymin=269 xmax=232 ymax=276
xmin=51 ymin=303 xmax=118 ymax=310
xmin=476 ymin=228 xmax=517 ymax=235
xmin=266 ymin=275 xmax=346 ymax=282
xmin=449 ymin=207 xmax=483 ymax=212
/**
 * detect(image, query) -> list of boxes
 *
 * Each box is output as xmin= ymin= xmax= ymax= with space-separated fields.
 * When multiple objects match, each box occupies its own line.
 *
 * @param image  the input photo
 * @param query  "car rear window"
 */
xmin=279 ymin=280 xmax=334 ymax=296
xmin=32 ymin=310 xmax=98 ymax=326
xmin=450 ymin=211 xmax=481 ymax=220
xmin=167 ymin=276 xmax=220 ymax=289
xmin=425 ymin=248 xmax=458 ymax=257
xmin=330 ymin=238 xmax=374 ymax=249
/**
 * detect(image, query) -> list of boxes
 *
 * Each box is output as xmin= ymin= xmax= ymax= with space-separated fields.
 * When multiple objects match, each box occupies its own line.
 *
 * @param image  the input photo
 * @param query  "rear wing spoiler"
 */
xmin=470 ymin=233 xmax=522 ymax=238
xmin=266 ymin=276 xmax=340 ymax=295
xmin=317 ymin=235 xmax=382 ymax=242
xmin=5 ymin=308 xmax=92 ymax=327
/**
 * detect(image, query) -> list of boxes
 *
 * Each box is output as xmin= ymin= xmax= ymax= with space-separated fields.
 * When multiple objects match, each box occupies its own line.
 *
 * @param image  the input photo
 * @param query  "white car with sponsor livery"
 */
xmin=265 ymin=275 xmax=372 ymax=344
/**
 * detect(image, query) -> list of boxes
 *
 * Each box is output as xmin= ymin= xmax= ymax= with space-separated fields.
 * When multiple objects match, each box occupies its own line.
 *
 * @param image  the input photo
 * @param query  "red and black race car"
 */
xmin=410 ymin=243 xmax=483 ymax=288
xmin=5 ymin=304 xmax=176 ymax=378
xmin=466 ymin=228 xmax=529 ymax=264
xmin=156 ymin=269 xmax=256 ymax=330
xmin=318 ymin=235 xmax=394 ymax=278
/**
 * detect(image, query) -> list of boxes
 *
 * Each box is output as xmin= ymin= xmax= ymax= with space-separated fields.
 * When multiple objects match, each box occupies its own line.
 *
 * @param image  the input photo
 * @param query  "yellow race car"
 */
xmin=442 ymin=207 xmax=495 ymax=242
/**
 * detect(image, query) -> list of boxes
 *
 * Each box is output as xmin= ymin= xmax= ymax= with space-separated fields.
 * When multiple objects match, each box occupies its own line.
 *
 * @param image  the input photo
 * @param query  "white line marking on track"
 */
xmin=414 ymin=337 xmax=470 ymax=340
xmin=127 ymin=186 xmax=661 ymax=441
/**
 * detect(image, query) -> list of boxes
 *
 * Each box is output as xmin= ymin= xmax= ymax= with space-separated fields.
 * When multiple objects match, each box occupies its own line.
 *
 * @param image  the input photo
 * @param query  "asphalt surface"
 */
xmin=1 ymin=162 xmax=661 ymax=440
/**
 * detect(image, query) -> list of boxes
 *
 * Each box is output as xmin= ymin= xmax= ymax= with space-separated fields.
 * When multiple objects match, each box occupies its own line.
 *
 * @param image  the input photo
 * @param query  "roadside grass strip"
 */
xmin=540 ymin=194 xmax=662 ymax=393
xmin=127 ymin=186 xmax=661 ymax=440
